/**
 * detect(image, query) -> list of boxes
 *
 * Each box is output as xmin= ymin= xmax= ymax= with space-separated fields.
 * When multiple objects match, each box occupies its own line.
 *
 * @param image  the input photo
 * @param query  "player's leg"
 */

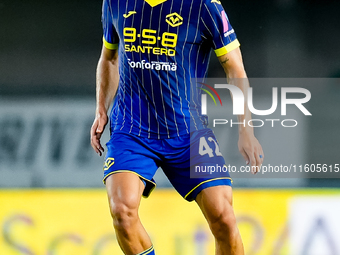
xmin=103 ymin=132 xmax=159 ymax=255
xmin=160 ymin=128 xmax=243 ymax=255
xmin=195 ymin=185 xmax=244 ymax=255
xmin=106 ymin=172 xmax=154 ymax=255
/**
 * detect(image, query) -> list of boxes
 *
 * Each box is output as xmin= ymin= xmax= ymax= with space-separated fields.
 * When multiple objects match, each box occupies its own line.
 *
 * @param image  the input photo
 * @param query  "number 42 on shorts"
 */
xmin=198 ymin=137 xmax=223 ymax=158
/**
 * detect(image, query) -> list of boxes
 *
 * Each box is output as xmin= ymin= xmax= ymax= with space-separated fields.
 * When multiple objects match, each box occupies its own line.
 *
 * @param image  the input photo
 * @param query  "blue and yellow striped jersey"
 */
xmin=102 ymin=0 xmax=240 ymax=139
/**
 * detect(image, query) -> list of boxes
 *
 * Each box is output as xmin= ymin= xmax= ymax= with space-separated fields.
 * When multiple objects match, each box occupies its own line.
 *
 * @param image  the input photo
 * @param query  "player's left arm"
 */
xmin=218 ymin=48 xmax=264 ymax=172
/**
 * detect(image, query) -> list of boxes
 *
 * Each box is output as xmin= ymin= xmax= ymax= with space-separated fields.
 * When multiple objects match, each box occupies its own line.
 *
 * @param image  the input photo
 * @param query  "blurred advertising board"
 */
xmin=1 ymin=189 xmax=339 ymax=255
xmin=289 ymin=197 xmax=340 ymax=255
xmin=0 ymin=99 xmax=109 ymax=188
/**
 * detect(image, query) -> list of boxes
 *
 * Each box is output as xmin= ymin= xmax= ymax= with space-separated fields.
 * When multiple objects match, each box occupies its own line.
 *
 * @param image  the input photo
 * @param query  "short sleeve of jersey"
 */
xmin=200 ymin=1 xmax=240 ymax=57
xmin=102 ymin=0 xmax=119 ymax=50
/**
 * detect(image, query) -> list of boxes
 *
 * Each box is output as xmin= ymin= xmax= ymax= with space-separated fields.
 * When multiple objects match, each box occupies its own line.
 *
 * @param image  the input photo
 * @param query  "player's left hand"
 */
xmin=238 ymin=131 xmax=264 ymax=174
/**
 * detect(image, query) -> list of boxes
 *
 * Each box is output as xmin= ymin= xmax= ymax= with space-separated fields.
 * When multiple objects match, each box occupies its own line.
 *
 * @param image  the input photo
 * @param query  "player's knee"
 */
xmin=208 ymin=203 xmax=238 ymax=240
xmin=109 ymin=198 xmax=139 ymax=232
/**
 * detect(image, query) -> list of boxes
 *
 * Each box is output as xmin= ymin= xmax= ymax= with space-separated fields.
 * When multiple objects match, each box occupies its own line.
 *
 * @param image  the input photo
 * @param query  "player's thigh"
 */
xmin=103 ymin=132 xmax=159 ymax=198
xmin=195 ymin=185 xmax=235 ymax=224
xmin=106 ymin=172 xmax=145 ymax=216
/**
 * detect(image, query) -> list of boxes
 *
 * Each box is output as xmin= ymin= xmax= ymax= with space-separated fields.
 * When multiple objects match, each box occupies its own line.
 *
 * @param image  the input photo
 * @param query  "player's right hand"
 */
xmin=90 ymin=113 xmax=108 ymax=156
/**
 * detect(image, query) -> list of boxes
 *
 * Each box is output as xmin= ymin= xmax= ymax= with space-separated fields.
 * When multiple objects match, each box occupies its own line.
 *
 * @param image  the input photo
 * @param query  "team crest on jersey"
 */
xmin=103 ymin=157 xmax=115 ymax=171
xmin=166 ymin=12 xmax=183 ymax=27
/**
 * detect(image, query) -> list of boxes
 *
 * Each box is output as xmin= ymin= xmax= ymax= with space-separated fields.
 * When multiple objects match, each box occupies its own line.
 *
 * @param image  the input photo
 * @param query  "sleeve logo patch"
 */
xmin=104 ymin=158 xmax=115 ymax=171
xmin=166 ymin=12 xmax=183 ymax=27
xmin=221 ymin=10 xmax=229 ymax=33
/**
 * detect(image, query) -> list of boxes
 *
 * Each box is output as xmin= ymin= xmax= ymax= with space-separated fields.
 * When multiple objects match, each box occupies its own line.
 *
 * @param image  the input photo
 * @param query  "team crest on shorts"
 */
xmin=104 ymin=158 xmax=115 ymax=171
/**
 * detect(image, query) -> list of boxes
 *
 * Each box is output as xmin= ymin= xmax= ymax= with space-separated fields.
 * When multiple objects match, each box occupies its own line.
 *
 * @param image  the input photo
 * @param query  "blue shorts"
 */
xmin=103 ymin=128 xmax=232 ymax=201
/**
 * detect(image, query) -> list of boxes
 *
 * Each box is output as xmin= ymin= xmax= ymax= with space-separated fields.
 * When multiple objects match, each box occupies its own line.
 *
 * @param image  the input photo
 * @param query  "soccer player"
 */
xmin=91 ymin=0 xmax=264 ymax=254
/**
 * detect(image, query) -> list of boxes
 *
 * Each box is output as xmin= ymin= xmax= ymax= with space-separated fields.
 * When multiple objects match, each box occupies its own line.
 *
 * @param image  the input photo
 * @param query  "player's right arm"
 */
xmin=90 ymin=46 xmax=119 ymax=156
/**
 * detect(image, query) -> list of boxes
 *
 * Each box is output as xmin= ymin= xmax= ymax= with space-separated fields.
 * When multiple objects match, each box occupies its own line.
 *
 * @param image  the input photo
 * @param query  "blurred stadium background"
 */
xmin=1 ymin=0 xmax=340 ymax=254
